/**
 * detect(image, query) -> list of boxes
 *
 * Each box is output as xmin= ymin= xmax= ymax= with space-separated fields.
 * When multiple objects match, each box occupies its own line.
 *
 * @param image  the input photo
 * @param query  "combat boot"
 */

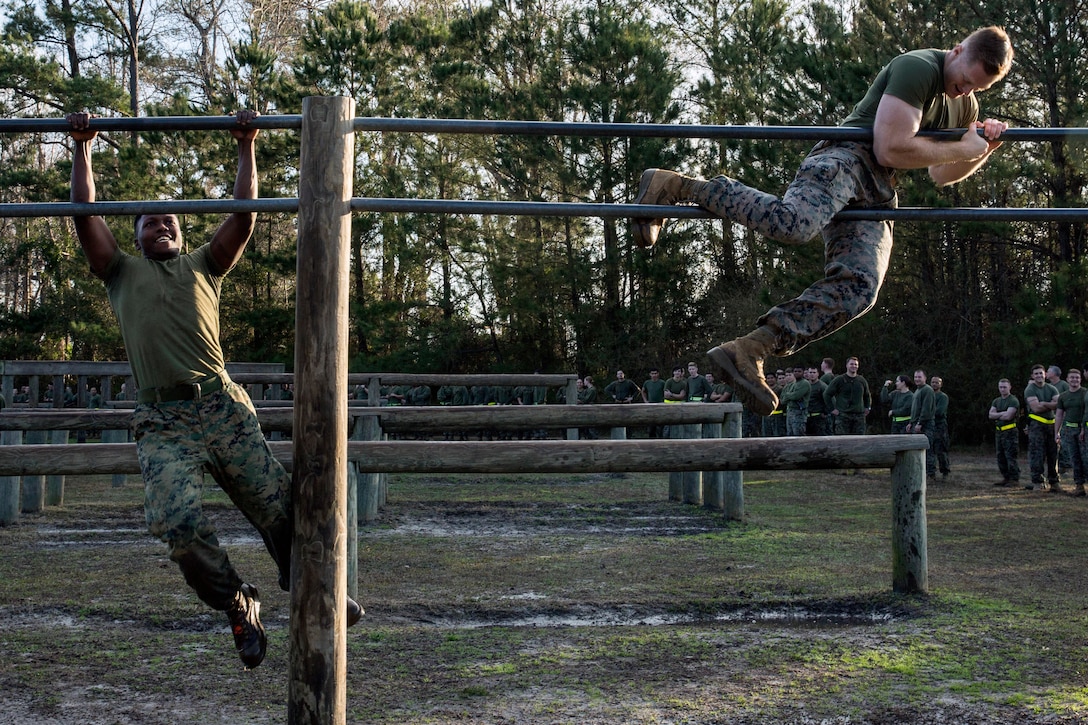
xmin=1069 ymin=484 xmax=1086 ymax=497
xmin=227 ymin=583 xmax=266 ymax=670
xmin=631 ymin=169 xmax=701 ymax=248
xmin=706 ymin=327 xmax=779 ymax=417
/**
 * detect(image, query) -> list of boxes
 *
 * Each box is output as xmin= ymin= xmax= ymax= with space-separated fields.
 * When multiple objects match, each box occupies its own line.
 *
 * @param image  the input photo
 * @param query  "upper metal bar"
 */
xmin=0 ymin=114 xmax=1082 ymax=141
xmin=2 ymin=197 xmax=1086 ymax=222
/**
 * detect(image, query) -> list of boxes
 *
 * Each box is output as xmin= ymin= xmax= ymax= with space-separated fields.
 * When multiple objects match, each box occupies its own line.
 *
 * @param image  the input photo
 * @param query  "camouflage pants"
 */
xmin=1059 ymin=425 xmax=1087 ymax=486
xmin=995 ymin=428 xmax=1020 ymax=481
xmin=915 ymin=419 xmax=936 ymax=477
xmin=696 ymin=142 xmax=897 ymax=356
xmin=133 ymin=382 xmax=292 ymax=611
xmin=835 ymin=412 xmax=867 ymax=436
xmin=1026 ymin=419 xmax=1058 ymax=485
xmin=805 ymin=413 xmax=827 ymax=436
xmin=932 ymin=418 xmax=950 ymax=474
xmin=763 ymin=412 xmax=786 ymax=437
xmin=786 ymin=407 xmax=808 ymax=436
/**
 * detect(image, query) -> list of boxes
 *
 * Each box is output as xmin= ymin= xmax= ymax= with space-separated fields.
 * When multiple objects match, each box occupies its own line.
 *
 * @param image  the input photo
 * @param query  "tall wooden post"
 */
xmin=721 ymin=410 xmax=744 ymax=521
xmin=891 ymin=448 xmax=927 ymax=593
xmin=0 ymin=430 xmax=21 ymax=524
xmin=289 ymin=95 xmax=355 ymax=725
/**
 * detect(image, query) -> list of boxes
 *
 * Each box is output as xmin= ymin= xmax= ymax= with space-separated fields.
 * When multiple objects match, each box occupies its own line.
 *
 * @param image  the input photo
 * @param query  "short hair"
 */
xmin=673 ymin=366 xmax=684 ymax=374
xmin=1031 ymin=364 xmax=1045 ymax=373
xmin=1068 ymin=369 xmax=1082 ymax=378
xmin=914 ymin=369 xmax=926 ymax=377
xmin=847 ymin=356 xmax=859 ymax=364
xmin=999 ymin=378 xmax=1010 ymax=385
xmin=1047 ymin=365 xmax=1062 ymax=377
xmin=963 ymin=26 xmax=1014 ymax=79
xmin=896 ymin=375 xmax=910 ymax=385
xmin=822 ymin=357 xmax=834 ymax=369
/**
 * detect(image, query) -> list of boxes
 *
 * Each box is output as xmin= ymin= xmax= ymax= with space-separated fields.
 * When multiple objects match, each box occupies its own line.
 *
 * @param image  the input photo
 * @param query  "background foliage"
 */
xmin=1 ymin=0 xmax=1086 ymax=444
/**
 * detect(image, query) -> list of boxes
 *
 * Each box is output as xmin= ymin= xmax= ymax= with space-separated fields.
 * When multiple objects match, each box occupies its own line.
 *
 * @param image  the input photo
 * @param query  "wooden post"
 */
xmin=346 ymin=416 xmax=359 ymax=602
xmin=45 ymin=429 xmax=68 ymax=506
xmin=565 ymin=378 xmax=578 ymax=441
xmin=721 ymin=410 xmax=744 ymax=521
xmin=891 ymin=448 xmax=927 ymax=593
xmin=0 ymin=430 xmax=21 ymax=524
xmin=102 ymin=429 xmax=128 ymax=487
xmin=21 ymin=430 xmax=46 ymax=512
xmin=668 ymin=419 xmax=682 ymax=501
xmin=289 ymin=95 xmax=354 ymax=725
xmin=358 ymin=415 xmax=382 ymax=523
xmin=681 ymin=422 xmax=702 ymax=505
xmin=701 ymin=420 xmax=723 ymax=510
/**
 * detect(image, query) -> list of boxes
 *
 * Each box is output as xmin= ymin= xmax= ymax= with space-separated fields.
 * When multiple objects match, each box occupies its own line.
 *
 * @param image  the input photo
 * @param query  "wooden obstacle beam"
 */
xmin=0 ymin=435 xmax=930 ymax=594
xmin=0 ymin=402 xmax=740 ymax=432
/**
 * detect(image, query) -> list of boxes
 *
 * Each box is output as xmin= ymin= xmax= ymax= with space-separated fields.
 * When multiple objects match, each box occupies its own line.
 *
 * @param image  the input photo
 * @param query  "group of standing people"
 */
xmin=989 ymin=364 xmax=1088 ymax=497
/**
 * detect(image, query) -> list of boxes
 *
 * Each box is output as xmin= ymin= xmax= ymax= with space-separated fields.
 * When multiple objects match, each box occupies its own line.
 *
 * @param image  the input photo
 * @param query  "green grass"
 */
xmin=3 ymin=457 xmax=1088 ymax=723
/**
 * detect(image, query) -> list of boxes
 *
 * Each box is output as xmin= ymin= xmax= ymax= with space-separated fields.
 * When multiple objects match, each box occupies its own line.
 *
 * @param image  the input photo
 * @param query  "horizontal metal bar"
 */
xmin=0 ymin=115 xmax=303 ymax=133
xmin=0 ymin=114 xmax=1082 ymax=141
xmin=1 ymin=198 xmax=1086 ymax=222
xmin=0 ymin=199 xmax=300 ymax=217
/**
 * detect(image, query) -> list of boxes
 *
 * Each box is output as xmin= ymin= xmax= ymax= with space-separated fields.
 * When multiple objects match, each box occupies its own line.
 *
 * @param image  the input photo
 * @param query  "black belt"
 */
xmin=137 ymin=371 xmax=230 ymax=403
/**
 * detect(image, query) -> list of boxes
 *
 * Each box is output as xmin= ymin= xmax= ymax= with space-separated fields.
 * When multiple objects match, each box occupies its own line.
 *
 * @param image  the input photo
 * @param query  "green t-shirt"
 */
xmin=642 ymin=379 xmax=666 ymax=404
xmin=103 ymin=244 xmax=226 ymax=390
xmin=842 ymin=50 xmax=979 ymax=130
xmin=1024 ymin=382 xmax=1058 ymax=421
xmin=992 ymin=395 xmax=1019 ymax=417
xmin=1057 ymin=388 xmax=1088 ymax=425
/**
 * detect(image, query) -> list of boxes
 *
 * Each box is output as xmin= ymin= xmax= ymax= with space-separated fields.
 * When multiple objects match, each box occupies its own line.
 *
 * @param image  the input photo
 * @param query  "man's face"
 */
xmin=792 ymin=368 xmax=804 ymax=381
xmin=945 ymin=47 xmax=1000 ymax=98
xmin=1069 ymin=371 xmax=1082 ymax=390
xmin=136 ymin=214 xmax=183 ymax=260
xmin=649 ymin=371 xmax=659 ymax=380
xmin=673 ymin=369 xmax=683 ymax=381
xmin=914 ymin=371 xmax=926 ymax=387
xmin=846 ymin=358 xmax=859 ymax=375
xmin=776 ymin=371 xmax=788 ymax=385
xmin=688 ymin=364 xmax=699 ymax=377
xmin=706 ymin=373 xmax=715 ymax=385
xmin=805 ymin=368 xmax=818 ymax=382
xmin=930 ymin=377 xmax=942 ymax=392
xmin=616 ymin=371 xmax=625 ymax=380
xmin=998 ymin=381 xmax=1010 ymax=396
xmin=1032 ymin=368 xmax=1045 ymax=385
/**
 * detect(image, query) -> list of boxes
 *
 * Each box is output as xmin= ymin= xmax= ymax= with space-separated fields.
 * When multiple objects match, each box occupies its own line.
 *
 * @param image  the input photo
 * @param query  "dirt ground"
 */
xmin=3 ymin=453 xmax=1088 ymax=724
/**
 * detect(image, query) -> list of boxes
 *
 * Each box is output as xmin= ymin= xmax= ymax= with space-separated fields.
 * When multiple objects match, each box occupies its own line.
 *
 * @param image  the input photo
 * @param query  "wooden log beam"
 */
xmin=0 ymin=436 xmax=928 ymax=476
xmin=0 ymin=403 xmax=742 ymax=432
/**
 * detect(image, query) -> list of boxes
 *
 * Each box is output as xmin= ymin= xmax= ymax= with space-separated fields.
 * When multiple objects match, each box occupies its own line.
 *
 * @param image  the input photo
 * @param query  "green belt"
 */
xmin=769 ymin=409 xmax=784 ymax=415
xmin=996 ymin=423 xmax=1016 ymax=431
xmin=1028 ymin=414 xmax=1055 ymax=425
xmin=137 ymin=370 xmax=229 ymax=404
xmin=689 ymin=396 xmax=704 ymax=402
xmin=893 ymin=416 xmax=911 ymax=422
xmin=808 ymin=412 xmax=823 ymax=417
xmin=1065 ymin=422 xmax=1081 ymax=428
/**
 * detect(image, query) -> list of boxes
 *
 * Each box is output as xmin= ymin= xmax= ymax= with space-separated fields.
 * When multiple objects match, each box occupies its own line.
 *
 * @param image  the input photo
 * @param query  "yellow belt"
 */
xmin=996 ymin=423 xmax=1016 ymax=431
xmin=769 ymin=409 xmax=784 ymax=415
xmin=1065 ymin=422 xmax=1081 ymax=428
xmin=1028 ymin=414 xmax=1054 ymax=425
xmin=893 ymin=416 xmax=911 ymax=422
xmin=664 ymin=399 xmax=682 ymax=404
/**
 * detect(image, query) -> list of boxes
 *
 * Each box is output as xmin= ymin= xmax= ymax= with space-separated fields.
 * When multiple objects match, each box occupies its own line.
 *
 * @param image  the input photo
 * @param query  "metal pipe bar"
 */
xmin=0 ymin=114 xmax=1083 ymax=141
xmin=2 ymin=198 xmax=1087 ymax=222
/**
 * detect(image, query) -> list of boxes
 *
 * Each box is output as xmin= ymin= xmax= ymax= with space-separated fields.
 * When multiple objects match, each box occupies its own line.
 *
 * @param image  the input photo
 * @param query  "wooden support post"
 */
xmin=721 ymin=410 xmax=744 ymax=521
xmin=565 ymin=378 xmax=578 ymax=441
xmin=0 ymin=430 xmax=21 ymax=524
xmin=21 ymin=430 xmax=46 ymax=513
xmin=289 ymin=95 xmax=355 ymax=725
xmin=668 ymin=421 xmax=682 ymax=501
xmin=101 ymin=429 xmax=128 ymax=487
xmin=701 ymin=420 xmax=723 ymax=510
xmin=681 ymin=422 xmax=702 ymax=505
xmin=358 ymin=415 xmax=382 ymax=523
xmin=45 ymin=429 xmax=67 ymax=506
xmin=891 ymin=448 xmax=928 ymax=593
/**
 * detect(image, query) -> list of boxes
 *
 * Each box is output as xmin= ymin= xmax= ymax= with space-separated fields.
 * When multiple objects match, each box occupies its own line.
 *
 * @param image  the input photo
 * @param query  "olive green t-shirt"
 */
xmin=842 ymin=49 xmax=979 ymax=130
xmin=103 ymin=244 xmax=227 ymax=389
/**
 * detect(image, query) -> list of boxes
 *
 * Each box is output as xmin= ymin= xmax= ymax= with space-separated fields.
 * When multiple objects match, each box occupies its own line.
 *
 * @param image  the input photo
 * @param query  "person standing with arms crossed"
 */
xmin=989 ymin=379 xmax=1021 ymax=487
xmin=67 ymin=111 xmax=361 ymax=671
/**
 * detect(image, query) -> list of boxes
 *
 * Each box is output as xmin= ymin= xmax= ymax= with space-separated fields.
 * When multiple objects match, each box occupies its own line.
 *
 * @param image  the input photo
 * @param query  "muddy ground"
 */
xmin=3 ymin=453 xmax=1088 ymax=724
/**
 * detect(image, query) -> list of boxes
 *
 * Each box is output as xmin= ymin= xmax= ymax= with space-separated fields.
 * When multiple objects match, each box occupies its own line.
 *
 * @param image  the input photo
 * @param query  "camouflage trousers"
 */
xmin=786 ymin=407 xmax=808 ymax=436
xmin=696 ymin=142 xmax=897 ymax=356
xmin=1026 ymin=419 xmax=1058 ymax=486
xmin=835 ymin=412 xmax=867 ymax=436
xmin=995 ymin=428 xmax=1020 ymax=481
xmin=763 ymin=411 xmax=786 ymax=437
xmin=132 ymin=381 xmax=292 ymax=611
xmin=1059 ymin=424 xmax=1087 ymax=486
xmin=932 ymin=418 xmax=950 ymax=474
xmin=805 ymin=413 xmax=828 ymax=436
xmin=915 ymin=419 xmax=936 ymax=477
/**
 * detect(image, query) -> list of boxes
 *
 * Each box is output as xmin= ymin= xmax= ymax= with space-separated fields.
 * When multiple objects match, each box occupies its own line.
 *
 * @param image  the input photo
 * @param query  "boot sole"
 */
xmin=706 ymin=346 xmax=777 ymax=417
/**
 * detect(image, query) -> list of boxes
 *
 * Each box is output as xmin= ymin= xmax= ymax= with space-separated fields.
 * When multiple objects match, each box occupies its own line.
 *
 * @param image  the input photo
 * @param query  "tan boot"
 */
xmin=706 ymin=327 xmax=779 ymax=416
xmin=631 ymin=169 xmax=699 ymax=248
